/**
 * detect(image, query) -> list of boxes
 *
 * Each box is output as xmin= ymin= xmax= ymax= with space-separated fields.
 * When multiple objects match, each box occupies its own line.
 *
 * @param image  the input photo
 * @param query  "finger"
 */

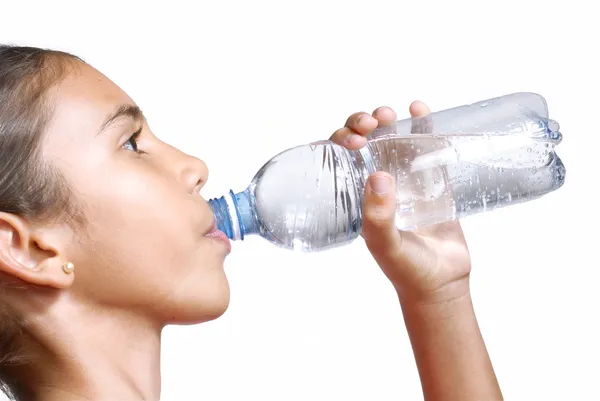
xmin=409 ymin=100 xmax=430 ymax=117
xmin=409 ymin=100 xmax=433 ymax=134
xmin=372 ymin=106 xmax=397 ymax=127
xmin=361 ymin=172 xmax=407 ymax=268
xmin=329 ymin=126 xmax=367 ymax=150
xmin=345 ymin=112 xmax=379 ymax=136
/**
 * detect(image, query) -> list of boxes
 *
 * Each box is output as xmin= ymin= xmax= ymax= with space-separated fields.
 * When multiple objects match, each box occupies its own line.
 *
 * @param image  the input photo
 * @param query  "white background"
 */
xmin=1 ymin=1 xmax=598 ymax=400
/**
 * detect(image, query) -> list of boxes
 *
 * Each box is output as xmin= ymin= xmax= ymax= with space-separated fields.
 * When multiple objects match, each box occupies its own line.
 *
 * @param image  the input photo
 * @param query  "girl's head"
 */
xmin=0 ymin=44 xmax=230 ymax=389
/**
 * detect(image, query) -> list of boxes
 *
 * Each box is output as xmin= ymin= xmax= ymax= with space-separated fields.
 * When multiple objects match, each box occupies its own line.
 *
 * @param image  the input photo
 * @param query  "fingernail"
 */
xmin=370 ymin=176 xmax=391 ymax=195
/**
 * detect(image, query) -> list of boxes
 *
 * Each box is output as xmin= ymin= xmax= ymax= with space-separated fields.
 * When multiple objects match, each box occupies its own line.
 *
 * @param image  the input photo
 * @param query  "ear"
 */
xmin=0 ymin=212 xmax=74 ymax=289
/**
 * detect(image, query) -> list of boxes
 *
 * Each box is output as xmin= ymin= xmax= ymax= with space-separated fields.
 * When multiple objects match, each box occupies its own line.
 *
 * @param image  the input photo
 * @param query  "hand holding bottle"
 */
xmin=330 ymin=102 xmax=502 ymax=401
xmin=330 ymin=101 xmax=471 ymax=304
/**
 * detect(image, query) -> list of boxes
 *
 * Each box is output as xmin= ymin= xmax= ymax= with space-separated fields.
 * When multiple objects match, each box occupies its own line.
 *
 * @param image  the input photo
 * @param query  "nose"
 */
xmin=181 ymin=155 xmax=209 ymax=195
xmin=166 ymin=145 xmax=209 ymax=195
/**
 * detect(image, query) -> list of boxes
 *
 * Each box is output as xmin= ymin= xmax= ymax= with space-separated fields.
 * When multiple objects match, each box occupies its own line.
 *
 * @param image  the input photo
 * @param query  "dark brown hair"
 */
xmin=0 ymin=44 xmax=82 ymax=401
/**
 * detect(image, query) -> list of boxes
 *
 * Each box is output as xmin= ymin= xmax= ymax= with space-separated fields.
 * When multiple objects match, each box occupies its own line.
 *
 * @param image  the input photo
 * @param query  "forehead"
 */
xmin=41 ymin=64 xmax=141 ymax=187
xmin=41 ymin=63 xmax=138 ymax=163
xmin=54 ymin=63 xmax=133 ymax=112
xmin=46 ymin=63 xmax=135 ymax=144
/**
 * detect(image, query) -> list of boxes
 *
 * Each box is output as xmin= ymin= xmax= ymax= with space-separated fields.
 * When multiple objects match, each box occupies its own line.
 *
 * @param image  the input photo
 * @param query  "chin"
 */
xmin=164 ymin=274 xmax=231 ymax=325
xmin=194 ymin=285 xmax=231 ymax=324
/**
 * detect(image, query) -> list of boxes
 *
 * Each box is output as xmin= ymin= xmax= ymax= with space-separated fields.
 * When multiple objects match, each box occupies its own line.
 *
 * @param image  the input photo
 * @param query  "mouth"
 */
xmin=204 ymin=221 xmax=232 ymax=254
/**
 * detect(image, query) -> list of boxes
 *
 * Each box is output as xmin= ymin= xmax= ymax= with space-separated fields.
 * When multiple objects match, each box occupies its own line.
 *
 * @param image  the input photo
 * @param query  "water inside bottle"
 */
xmin=247 ymin=122 xmax=564 ymax=251
xmin=365 ymin=123 xmax=565 ymax=230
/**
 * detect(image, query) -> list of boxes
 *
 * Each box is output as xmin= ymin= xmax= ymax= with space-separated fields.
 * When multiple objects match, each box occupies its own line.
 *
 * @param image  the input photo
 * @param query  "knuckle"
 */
xmin=331 ymin=127 xmax=350 ymax=142
xmin=346 ymin=111 xmax=367 ymax=127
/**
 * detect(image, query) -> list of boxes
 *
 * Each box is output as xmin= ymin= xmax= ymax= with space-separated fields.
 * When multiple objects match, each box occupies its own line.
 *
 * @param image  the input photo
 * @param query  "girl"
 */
xmin=0 ymin=45 xmax=502 ymax=401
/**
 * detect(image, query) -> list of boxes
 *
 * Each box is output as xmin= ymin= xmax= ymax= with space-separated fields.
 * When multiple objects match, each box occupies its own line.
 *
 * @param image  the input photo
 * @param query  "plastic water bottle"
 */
xmin=209 ymin=92 xmax=566 ymax=252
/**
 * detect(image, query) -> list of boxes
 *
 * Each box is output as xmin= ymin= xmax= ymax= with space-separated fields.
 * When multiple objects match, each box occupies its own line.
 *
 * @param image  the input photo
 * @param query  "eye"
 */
xmin=123 ymin=127 xmax=142 ymax=152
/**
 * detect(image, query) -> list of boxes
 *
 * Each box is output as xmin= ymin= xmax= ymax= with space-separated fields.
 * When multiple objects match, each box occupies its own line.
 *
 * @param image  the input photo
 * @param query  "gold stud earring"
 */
xmin=61 ymin=262 xmax=75 ymax=274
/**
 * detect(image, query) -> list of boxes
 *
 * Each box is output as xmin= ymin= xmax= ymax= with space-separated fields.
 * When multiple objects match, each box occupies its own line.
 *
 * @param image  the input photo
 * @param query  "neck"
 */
xmin=13 ymin=292 xmax=163 ymax=401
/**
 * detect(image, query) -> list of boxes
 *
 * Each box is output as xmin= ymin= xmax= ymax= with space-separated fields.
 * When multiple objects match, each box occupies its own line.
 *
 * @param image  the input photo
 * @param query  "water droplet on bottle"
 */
xmin=527 ymin=148 xmax=532 ymax=152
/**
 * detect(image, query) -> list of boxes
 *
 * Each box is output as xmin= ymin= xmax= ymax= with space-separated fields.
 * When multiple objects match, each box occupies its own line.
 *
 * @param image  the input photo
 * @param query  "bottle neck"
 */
xmin=209 ymin=188 xmax=259 ymax=241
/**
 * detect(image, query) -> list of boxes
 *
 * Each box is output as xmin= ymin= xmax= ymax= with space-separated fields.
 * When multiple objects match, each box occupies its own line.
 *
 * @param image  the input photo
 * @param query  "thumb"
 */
xmin=361 ymin=172 xmax=404 ymax=267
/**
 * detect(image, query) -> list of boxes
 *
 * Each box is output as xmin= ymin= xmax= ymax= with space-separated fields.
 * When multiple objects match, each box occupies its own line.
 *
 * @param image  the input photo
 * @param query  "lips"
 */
xmin=205 ymin=223 xmax=232 ymax=253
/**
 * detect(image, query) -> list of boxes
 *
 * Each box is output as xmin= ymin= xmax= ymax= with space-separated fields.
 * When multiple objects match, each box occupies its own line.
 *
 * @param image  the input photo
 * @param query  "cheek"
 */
xmin=69 ymin=166 xmax=229 ymax=321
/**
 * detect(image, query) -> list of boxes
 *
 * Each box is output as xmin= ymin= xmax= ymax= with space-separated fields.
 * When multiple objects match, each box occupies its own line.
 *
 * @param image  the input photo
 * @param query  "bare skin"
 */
xmin=331 ymin=103 xmax=502 ymax=401
xmin=0 ymin=62 xmax=501 ymax=400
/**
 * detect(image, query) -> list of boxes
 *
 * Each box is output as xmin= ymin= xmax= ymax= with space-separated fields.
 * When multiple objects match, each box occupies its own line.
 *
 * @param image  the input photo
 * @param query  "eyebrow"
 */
xmin=97 ymin=104 xmax=145 ymax=135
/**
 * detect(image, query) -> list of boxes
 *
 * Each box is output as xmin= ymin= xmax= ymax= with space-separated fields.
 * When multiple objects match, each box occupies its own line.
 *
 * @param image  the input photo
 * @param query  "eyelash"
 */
xmin=123 ymin=127 xmax=143 ymax=153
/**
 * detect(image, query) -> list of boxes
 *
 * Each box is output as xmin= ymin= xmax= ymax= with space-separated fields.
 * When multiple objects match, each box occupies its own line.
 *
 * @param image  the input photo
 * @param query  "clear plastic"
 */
xmin=209 ymin=92 xmax=566 ymax=252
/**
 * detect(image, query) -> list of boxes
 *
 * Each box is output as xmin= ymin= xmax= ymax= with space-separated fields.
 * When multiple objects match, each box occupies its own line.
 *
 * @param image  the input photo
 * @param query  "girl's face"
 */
xmin=42 ymin=63 xmax=230 ymax=324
